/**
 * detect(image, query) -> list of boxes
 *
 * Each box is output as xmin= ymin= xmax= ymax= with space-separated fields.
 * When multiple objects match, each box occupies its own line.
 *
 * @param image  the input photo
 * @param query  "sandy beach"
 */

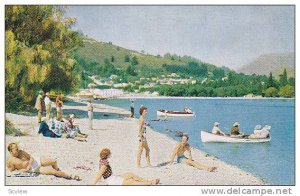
xmin=5 ymin=102 xmax=265 ymax=185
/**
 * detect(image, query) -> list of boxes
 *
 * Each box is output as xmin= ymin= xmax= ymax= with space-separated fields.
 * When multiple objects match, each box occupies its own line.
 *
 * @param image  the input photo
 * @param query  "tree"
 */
xmin=131 ymin=56 xmax=139 ymax=66
xmin=5 ymin=5 xmax=83 ymax=104
xmin=126 ymin=65 xmax=137 ymax=76
xmin=288 ymin=77 xmax=295 ymax=86
xmin=124 ymin=55 xmax=130 ymax=62
xmin=111 ymin=56 xmax=115 ymax=62
xmin=278 ymin=85 xmax=294 ymax=98
xmin=264 ymin=87 xmax=278 ymax=97
xmin=279 ymin=68 xmax=288 ymax=87
xmin=267 ymin=72 xmax=275 ymax=88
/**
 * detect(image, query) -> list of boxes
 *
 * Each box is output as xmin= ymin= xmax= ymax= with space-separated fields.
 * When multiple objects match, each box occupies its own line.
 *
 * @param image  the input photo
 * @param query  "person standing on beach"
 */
xmin=35 ymin=90 xmax=45 ymax=123
xmin=6 ymin=143 xmax=80 ymax=181
xmin=137 ymin=106 xmax=152 ymax=168
xmin=87 ymin=98 xmax=94 ymax=130
xmin=55 ymin=95 xmax=63 ymax=121
xmin=168 ymin=135 xmax=217 ymax=172
xmin=130 ymin=98 xmax=135 ymax=118
xmin=44 ymin=92 xmax=52 ymax=121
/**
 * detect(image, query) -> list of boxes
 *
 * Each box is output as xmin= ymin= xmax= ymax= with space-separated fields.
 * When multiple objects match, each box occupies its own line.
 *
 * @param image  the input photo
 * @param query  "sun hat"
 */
xmin=214 ymin=122 xmax=220 ymax=126
xmin=41 ymin=117 xmax=47 ymax=122
xmin=69 ymin=114 xmax=75 ymax=119
xmin=233 ymin=122 xmax=240 ymax=127
xmin=39 ymin=90 xmax=44 ymax=94
xmin=254 ymin=125 xmax=262 ymax=130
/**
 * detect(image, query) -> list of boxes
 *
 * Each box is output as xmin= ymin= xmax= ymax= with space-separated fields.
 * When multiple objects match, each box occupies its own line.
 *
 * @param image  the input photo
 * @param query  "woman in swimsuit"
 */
xmin=93 ymin=148 xmax=160 ymax=185
xmin=137 ymin=106 xmax=152 ymax=167
xmin=168 ymin=135 xmax=217 ymax=172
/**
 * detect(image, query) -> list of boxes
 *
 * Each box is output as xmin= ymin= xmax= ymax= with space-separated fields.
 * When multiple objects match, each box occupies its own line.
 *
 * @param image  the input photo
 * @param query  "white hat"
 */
xmin=214 ymin=122 xmax=220 ymax=126
xmin=41 ymin=117 xmax=47 ymax=122
xmin=69 ymin=114 xmax=75 ymax=119
xmin=233 ymin=122 xmax=240 ymax=126
xmin=255 ymin=125 xmax=262 ymax=130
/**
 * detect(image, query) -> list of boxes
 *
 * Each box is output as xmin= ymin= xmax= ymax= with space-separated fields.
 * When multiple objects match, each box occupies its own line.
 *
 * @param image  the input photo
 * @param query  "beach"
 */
xmin=5 ymin=102 xmax=265 ymax=185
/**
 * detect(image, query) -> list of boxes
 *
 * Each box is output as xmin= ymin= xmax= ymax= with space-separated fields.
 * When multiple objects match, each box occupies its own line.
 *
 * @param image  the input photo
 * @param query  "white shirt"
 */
xmin=212 ymin=126 xmax=222 ymax=134
xmin=44 ymin=96 xmax=52 ymax=106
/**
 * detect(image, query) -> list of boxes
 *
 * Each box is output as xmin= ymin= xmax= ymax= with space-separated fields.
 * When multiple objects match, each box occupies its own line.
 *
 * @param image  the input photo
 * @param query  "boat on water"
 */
xmin=157 ymin=109 xmax=195 ymax=117
xmin=200 ymin=131 xmax=271 ymax=143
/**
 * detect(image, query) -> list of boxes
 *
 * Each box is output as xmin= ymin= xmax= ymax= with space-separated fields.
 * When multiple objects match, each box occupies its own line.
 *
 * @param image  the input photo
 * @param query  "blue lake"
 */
xmin=97 ymin=98 xmax=295 ymax=185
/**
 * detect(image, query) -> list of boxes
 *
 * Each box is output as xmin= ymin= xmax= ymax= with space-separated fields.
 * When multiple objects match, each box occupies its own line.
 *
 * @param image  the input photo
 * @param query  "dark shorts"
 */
xmin=177 ymin=155 xmax=187 ymax=163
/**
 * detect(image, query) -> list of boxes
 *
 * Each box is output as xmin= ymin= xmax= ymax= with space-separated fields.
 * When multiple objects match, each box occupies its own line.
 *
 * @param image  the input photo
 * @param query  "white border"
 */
xmin=0 ymin=1 xmax=298 ymax=196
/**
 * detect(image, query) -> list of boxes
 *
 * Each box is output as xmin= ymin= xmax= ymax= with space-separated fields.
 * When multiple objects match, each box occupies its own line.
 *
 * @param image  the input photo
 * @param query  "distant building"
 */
xmin=93 ymin=88 xmax=124 ymax=98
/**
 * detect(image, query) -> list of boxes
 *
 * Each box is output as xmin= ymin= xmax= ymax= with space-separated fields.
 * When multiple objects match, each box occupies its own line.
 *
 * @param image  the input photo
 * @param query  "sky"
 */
xmin=66 ymin=6 xmax=294 ymax=70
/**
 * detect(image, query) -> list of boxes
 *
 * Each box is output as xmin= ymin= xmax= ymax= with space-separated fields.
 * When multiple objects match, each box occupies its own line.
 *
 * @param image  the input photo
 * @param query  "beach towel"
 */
xmin=7 ymin=172 xmax=39 ymax=177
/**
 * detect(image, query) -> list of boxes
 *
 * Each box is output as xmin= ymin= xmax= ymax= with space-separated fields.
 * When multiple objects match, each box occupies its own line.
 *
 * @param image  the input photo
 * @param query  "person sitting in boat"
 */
xmin=211 ymin=122 xmax=225 ymax=135
xmin=168 ymin=135 xmax=217 ymax=172
xmin=184 ymin=107 xmax=192 ymax=113
xmin=248 ymin=125 xmax=271 ymax=139
xmin=230 ymin=122 xmax=244 ymax=136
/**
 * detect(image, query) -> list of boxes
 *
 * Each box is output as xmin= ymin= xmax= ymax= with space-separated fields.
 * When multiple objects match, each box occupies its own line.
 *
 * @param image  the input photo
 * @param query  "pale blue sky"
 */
xmin=66 ymin=6 xmax=294 ymax=69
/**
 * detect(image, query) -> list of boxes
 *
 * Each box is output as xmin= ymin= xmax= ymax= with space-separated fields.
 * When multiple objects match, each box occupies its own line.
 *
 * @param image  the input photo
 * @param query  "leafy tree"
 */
xmin=212 ymin=69 xmax=225 ymax=80
xmin=264 ymin=87 xmax=278 ymax=97
xmin=131 ymin=56 xmax=139 ymax=66
xmin=288 ymin=77 xmax=295 ymax=86
xmin=124 ymin=54 xmax=130 ymax=62
xmin=5 ymin=5 xmax=83 ymax=105
xmin=278 ymin=85 xmax=294 ymax=97
xmin=126 ymin=65 xmax=137 ymax=76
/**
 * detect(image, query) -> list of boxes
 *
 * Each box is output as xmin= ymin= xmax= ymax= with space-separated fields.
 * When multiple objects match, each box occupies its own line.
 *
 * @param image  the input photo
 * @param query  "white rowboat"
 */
xmin=200 ymin=131 xmax=271 ymax=143
xmin=157 ymin=109 xmax=195 ymax=117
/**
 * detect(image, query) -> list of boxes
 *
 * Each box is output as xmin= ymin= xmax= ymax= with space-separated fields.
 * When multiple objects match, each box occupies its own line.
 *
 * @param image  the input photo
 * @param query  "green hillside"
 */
xmin=76 ymin=37 xmax=219 ymax=72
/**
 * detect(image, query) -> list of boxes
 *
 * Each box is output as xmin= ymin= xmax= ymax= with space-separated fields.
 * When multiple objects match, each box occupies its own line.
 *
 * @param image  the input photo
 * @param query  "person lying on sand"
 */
xmin=168 ymin=135 xmax=217 ymax=172
xmin=93 ymin=148 xmax=160 ymax=185
xmin=6 ymin=143 xmax=80 ymax=180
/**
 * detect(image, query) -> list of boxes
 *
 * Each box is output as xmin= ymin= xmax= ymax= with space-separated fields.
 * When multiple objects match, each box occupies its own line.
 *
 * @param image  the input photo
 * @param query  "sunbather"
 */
xmin=6 ymin=143 xmax=80 ymax=180
xmin=168 ymin=135 xmax=217 ymax=172
xmin=93 ymin=148 xmax=159 ymax=185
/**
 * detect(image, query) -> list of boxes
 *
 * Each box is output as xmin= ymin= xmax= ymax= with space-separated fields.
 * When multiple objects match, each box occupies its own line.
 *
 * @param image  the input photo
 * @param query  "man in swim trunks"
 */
xmin=168 ymin=135 xmax=217 ymax=172
xmin=6 ymin=143 xmax=80 ymax=180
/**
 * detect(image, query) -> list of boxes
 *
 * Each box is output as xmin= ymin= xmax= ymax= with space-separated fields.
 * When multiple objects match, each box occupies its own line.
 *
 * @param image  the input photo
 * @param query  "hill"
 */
xmin=238 ymin=53 xmax=295 ymax=78
xmin=76 ymin=37 xmax=221 ymax=72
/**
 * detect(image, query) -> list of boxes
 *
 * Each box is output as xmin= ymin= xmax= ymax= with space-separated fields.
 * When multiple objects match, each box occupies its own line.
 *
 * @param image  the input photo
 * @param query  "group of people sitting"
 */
xmin=38 ymin=114 xmax=88 ymax=142
xmin=211 ymin=121 xmax=271 ymax=139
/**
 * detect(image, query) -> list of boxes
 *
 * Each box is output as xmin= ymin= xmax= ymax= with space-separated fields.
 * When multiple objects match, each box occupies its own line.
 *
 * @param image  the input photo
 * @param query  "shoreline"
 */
xmin=117 ymin=95 xmax=294 ymax=100
xmin=5 ymin=100 xmax=266 ymax=185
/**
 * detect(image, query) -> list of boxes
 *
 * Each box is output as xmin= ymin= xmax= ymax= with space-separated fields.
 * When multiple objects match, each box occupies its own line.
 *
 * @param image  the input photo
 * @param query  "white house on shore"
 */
xmin=93 ymin=88 xmax=124 ymax=98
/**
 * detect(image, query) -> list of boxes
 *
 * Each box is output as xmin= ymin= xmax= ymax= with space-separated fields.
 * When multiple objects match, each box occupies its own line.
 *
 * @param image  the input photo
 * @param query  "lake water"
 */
xmin=97 ymin=98 xmax=295 ymax=185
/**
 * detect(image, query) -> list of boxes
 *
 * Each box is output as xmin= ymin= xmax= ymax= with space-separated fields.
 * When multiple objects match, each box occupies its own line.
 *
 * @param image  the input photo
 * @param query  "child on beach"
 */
xmin=168 ymin=135 xmax=217 ymax=172
xmin=137 ymin=106 xmax=152 ymax=168
xmin=6 ymin=143 xmax=80 ymax=181
xmin=93 ymin=148 xmax=160 ymax=185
